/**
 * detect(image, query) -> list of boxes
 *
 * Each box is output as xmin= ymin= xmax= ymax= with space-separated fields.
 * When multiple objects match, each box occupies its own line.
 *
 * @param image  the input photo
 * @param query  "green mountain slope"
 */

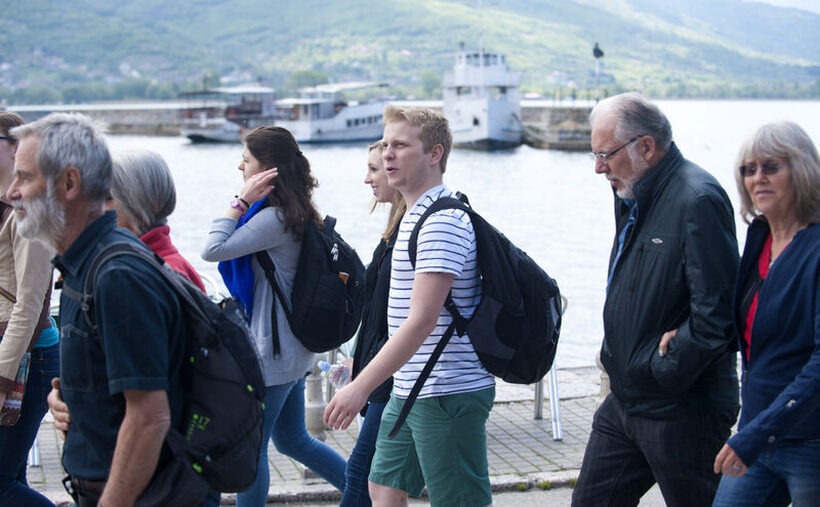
xmin=2 ymin=0 xmax=818 ymax=103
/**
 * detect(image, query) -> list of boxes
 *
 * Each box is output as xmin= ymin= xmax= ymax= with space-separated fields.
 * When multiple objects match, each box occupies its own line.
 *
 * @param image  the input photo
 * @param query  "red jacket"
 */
xmin=140 ymin=226 xmax=206 ymax=292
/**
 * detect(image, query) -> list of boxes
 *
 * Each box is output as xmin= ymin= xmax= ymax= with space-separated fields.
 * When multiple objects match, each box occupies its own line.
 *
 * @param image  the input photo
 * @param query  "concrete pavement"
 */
xmin=27 ymin=366 xmax=604 ymax=505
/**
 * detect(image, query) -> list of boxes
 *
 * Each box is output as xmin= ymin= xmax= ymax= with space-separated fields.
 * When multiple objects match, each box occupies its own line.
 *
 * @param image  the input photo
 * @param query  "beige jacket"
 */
xmin=0 ymin=206 xmax=54 ymax=394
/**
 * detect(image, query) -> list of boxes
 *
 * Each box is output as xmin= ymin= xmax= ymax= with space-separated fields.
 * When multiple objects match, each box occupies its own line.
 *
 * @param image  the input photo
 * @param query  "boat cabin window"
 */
xmin=490 ymin=86 xmax=507 ymax=99
xmin=457 ymin=86 xmax=472 ymax=96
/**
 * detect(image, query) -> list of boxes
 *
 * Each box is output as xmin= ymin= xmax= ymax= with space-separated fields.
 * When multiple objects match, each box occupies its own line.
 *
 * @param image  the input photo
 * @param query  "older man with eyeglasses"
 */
xmin=572 ymin=93 xmax=741 ymax=507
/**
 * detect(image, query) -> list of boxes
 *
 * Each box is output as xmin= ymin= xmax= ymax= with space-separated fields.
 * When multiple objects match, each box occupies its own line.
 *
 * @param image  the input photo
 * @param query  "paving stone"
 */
xmin=29 ymin=366 xmax=601 ymax=504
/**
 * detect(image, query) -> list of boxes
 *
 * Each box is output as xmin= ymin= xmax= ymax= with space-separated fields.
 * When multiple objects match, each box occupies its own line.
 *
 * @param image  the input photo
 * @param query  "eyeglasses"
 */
xmin=739 ymin=162 xmax=786 ymax=178
xmin=589 ymin=135 xmax=643 ymax=164
xmin=0 ymin=136 xmax=12 ymax=142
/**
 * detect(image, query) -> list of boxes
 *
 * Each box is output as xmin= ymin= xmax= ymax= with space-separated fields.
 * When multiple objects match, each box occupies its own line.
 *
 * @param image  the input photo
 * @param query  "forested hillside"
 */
xmin=2 ymin=0 xmax=818 ymax=103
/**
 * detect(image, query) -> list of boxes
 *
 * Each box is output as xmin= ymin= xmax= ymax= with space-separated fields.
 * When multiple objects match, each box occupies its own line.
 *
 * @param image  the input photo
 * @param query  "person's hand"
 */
xmin=324 ymin=382 xmax=367 ymax=430
xmin=47 ymin=377 xmax=71 ymax=440
xmin=658 ymin=328 xmax=678 ymax=357
xmin=714 ymin=443 xmax=748 ymax=477
xmin=239 ymin=168 xmax=278 ymax=205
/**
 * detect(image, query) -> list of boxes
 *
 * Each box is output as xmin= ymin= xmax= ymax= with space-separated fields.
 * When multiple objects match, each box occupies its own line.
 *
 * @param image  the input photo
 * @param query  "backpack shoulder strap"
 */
xmin=388 ymin=194 xmax=473 ymax=439
xmin=0 ymin=201 xmax=12 ymax=227
xmin=387 ymin=322 xmax=457 ymax=439
xmin=0 ymin=203 xmax=15 ymax=304
xmin=408 ymin=194 xmax=470 ymax=268
xmin=407 ymin=193 xmax=472 ymax=332
xmin=253 ymin=250 xmax=288 ymax=359
xmin=62 ymin=241 xmax=196 ymax=334
xmin=323 ymin=215 xmax=336 ymax=233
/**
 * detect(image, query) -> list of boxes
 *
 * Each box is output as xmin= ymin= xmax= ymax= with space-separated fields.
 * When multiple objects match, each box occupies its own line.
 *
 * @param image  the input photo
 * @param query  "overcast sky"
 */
xmin=747 ymin=0 xmax=820 ymax=14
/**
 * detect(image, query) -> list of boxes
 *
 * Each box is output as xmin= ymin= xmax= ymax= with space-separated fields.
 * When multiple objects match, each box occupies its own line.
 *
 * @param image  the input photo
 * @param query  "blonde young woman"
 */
xmin=341 ymin=141 xmax=405 ymax=507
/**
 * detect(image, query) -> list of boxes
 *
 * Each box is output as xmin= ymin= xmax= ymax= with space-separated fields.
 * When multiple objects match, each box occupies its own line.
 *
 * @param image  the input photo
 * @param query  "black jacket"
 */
xmin=351 ymin=229 xmax=396 ymax=413
xmin=600 ymin=143 xmax=740 ymax=418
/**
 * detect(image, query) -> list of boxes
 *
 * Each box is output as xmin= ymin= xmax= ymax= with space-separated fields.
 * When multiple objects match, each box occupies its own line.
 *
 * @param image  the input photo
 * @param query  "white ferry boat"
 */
xmin=274 ymin=82 xmax=388 ymax=143
xmin=179 ymin=85 xmax=279 ymax=143
xmin=443 ymin=48 xmax=522 ymax=150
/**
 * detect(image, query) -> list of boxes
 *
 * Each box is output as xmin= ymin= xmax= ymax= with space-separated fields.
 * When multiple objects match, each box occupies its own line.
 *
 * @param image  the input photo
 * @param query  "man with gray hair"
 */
xmin=572 ymin=93 xmax=740 ymax=506
xmin=7 ymin=113 xmax=189 ymax=506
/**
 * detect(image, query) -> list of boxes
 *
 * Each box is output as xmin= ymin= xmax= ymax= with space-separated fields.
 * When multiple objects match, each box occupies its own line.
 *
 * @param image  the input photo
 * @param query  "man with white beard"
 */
xmin=571 ymin=93 xmax=740 ymax=507
xmin=7 ymin=113 xmax=188 ymax=506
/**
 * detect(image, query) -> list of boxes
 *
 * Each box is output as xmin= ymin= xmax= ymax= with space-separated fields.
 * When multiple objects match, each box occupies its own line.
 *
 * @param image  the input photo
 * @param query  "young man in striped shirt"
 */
xmin=325 ymin=105 xmax=494 ymax=507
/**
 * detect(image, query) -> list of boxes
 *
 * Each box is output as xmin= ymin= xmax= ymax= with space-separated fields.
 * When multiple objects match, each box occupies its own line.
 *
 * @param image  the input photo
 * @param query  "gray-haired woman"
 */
xmin=712 ymin=121 xmax=820 ymax=506
xmin=108 ymin=150 xmax=205 ymax=291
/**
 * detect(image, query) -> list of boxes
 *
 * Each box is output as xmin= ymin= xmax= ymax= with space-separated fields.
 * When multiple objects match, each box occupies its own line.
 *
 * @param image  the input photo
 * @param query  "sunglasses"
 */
xmin=0 ymin=136 xmax=13 ymax=142
xmin=739 ymin=162 xmax=786 ymax=178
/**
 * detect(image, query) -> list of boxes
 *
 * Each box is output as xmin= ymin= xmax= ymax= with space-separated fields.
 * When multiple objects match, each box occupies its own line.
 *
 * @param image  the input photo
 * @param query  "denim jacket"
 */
xmin=53 ymin=211 xmax=185 ymax=479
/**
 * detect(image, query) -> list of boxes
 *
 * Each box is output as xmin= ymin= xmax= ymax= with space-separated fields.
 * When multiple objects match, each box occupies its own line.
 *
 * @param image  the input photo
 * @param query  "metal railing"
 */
xmin=532 ymin=295 xmax=568 ymax=441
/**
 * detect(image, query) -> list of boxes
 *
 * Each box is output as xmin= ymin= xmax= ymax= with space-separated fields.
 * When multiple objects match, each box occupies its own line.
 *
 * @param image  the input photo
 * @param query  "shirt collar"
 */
xmin=52 ymin=210 xmax=118 ymax=278
xmin=410 ymin=184 xmax=450 ymax=211
xmin=630 ymin=142 xmax=682 ymax=205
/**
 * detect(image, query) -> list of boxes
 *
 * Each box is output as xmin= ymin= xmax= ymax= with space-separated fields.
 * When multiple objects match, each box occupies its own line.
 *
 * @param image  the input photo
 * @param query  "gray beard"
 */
xmin=12 ymin=187 xmax=66 ymax=251
xmin=619 ymin=148 xmax=651 ymax=200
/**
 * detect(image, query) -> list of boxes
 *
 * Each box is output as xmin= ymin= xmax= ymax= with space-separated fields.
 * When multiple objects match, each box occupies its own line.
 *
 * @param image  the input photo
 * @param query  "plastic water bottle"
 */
xmin=317 ymin=360 xmax=350 ymax=389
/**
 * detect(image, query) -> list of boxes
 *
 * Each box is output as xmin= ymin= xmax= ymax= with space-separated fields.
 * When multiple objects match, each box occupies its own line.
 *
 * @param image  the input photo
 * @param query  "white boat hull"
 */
xmin=276 ymin=102 xmax=385 ymax=143
xmin=444 ymin=97 xmax=522 ymax=150
xmin=181 ymin=117 xmax=276 ymax=143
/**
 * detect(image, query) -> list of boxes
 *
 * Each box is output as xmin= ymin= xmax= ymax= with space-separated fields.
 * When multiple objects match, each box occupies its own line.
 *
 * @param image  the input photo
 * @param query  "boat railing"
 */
xmin=180 ymin=116 xmax=227 ymax=128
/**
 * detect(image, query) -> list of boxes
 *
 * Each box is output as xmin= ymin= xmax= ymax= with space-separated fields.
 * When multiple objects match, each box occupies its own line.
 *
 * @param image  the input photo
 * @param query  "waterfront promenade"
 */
xmin=27 ymin=366 xmax=602 ymax=505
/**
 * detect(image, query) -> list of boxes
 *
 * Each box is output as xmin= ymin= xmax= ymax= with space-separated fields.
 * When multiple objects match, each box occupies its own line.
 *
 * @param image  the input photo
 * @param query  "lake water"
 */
xmin=105 ymin=100 xmax=820 ymax=368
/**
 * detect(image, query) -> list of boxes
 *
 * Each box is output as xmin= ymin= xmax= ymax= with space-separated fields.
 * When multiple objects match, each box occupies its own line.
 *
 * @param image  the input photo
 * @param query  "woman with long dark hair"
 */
xmin=202 ymin=126 xmax=346 ymax=506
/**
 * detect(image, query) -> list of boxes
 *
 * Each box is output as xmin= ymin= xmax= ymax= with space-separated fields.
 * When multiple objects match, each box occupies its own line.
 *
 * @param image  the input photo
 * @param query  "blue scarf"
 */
xmin=218 ymin=199 xmax=268 ymax=319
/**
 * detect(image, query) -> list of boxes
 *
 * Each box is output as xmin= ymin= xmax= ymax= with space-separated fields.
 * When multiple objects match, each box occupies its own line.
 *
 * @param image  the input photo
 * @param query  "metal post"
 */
xmin=325 ymin=348 xmax=339 ymax=400
xmin=548 ymin=365 xmax=562 ymax=441
xmin=304 ymin=355 xmax=328 ymax=441
xmin=28 ymin=434 xmax=40 ymax=467
xmin=533 ymin=378 xmax=544 ymax=420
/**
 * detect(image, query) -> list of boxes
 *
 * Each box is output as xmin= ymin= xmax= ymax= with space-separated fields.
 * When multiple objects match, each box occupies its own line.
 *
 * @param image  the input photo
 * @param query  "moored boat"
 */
xmin=274 ymin=82 xmax=388 ymax=143
xmin=179 ymin=85 xmax=279 ymax=143
xmin=442 ymin=47 xmax=522 ymax=150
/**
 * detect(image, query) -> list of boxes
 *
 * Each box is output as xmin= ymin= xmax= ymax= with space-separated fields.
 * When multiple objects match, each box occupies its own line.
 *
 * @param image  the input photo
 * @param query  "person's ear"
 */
xmin=61 ymin=166 xmax=83 ymax=200
xmin=638 ymin=135 xmax=656 ymax=162
xmin=429 ymin=144 xmax=444 ymax=165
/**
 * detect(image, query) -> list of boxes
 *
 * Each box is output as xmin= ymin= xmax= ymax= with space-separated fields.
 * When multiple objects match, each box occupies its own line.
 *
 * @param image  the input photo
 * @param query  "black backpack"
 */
xmin=255 ymin=215 xmax=366 ymax=354
xmin=389 ymin=193 xmax=562 ymax=438
xmin=64 ymin=241 xmax=265 ymax=505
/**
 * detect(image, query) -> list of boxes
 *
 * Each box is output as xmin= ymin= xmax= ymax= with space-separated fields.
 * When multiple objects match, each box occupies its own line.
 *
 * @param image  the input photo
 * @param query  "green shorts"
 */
xmin=368 ymin=387 xmax=495 ymax=507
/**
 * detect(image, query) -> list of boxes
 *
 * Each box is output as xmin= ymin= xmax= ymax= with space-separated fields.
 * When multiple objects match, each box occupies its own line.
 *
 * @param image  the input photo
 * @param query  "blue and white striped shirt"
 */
xmin=389 ymin=185 xmax=494 ymax=398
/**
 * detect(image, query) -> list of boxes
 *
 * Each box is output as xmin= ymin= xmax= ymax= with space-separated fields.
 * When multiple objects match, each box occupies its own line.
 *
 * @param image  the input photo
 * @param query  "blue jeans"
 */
xmin=0 ymin=343 xmax=59 ymax=507
xmin=236 ymin=376 xmax=346 ymax=507
xmin=712 ymin=438 xmax=820 ymax=506
xmin=572 ymin=394 xmax=736 ymax=507
xmin=340 ymin=401 xmax=386 ymax=507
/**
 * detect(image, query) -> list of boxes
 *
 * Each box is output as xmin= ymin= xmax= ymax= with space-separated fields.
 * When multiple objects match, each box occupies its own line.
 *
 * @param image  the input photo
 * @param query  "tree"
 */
xmin=13 ymin=85 xmax=62 ymax=105
xmin=286 ymin=70 xmax=328 ymax=90
xmin=420 ymin=70 xmax=441 ymax=98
